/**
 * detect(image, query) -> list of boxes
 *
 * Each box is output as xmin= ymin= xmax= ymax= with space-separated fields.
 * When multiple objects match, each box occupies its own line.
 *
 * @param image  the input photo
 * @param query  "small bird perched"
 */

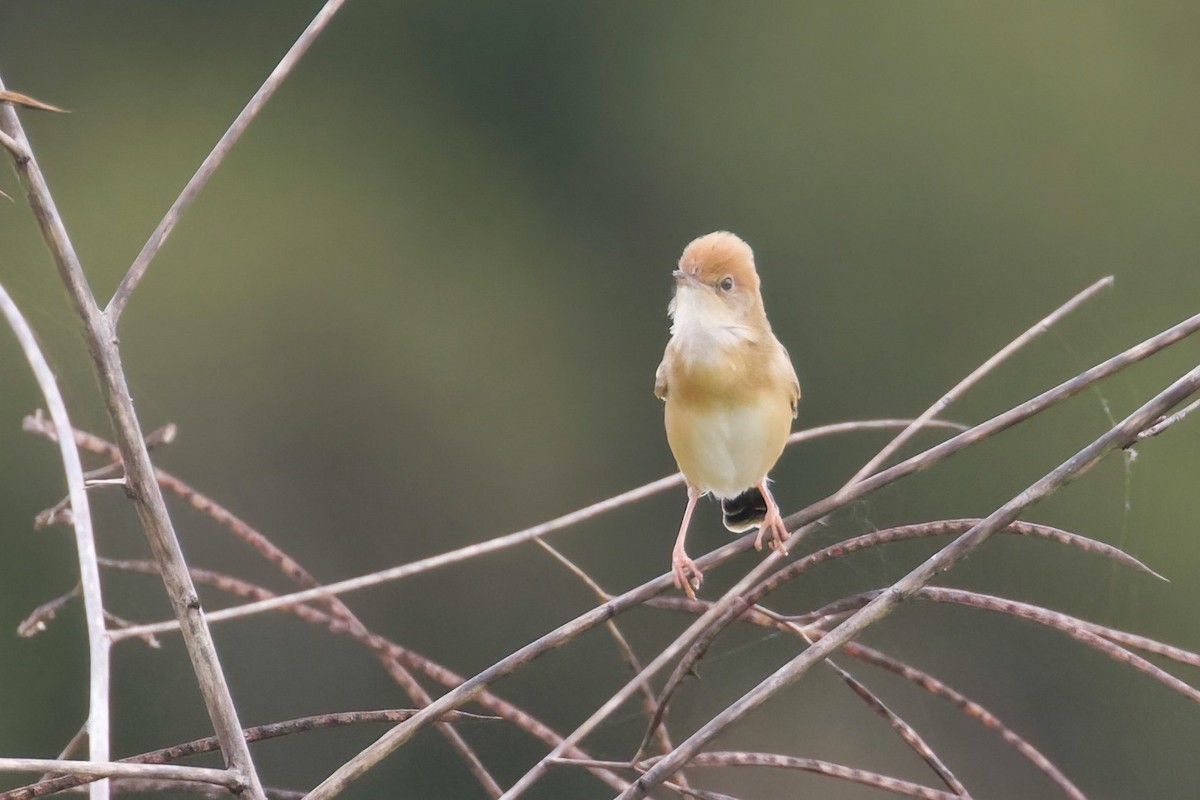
xmin=654 ymin=232 xmax=800 ymax=598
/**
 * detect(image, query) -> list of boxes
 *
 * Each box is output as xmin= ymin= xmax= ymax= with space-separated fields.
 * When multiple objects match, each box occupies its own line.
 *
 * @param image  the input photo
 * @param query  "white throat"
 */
xmin=669 ymin=287 xmax=753 ymax=365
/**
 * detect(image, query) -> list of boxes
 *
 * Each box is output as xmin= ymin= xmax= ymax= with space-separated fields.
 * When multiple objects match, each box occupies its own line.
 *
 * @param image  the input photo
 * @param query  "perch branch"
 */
xmin=91 ymin=420 xmax=961 ymax=640
xmin=498 ymin=302 xmax=1200 ymax=800
xmin=621 ymin=362 xmax=1200 ymax=797
xmin=304 ymin=311 xmax=1200 ymax=800
xmin=638 ymin=515 xmax=1163 ymax=752
xmin=650 ymin=596 xmax=1089 ymax=800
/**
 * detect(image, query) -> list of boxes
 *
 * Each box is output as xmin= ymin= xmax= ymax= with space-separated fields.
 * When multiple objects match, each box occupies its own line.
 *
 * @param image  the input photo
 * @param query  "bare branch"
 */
xmin=0 ymin=709 xmax=492 ymax=800
xmin=0 ymin=289 xmax=109 ymax=800
xmin=850 ymin=276 xmax=1113 ymax=483
xmin=496 ymin=309 xmax=1200 ymax=800
xmin=105 ymin=0 xmax=350 ymax=324
xmin=550 ymin=755 xmax=959 ymax=800
xmin=77 ymin=420 xmax=959 ymax=639
xmin=649 ymin=596 xmax=1089 ymax=800
xmin=623 ymin=363 xmax=1200 ymax=797
xmin=1135 ymin=396 xmax=1200 ymax=442
xmin=0 ymin=71 xmax=266 ymax=800
xmin=0 ymin=128 xmax=25 ymax=158
xmin=0 ymin=760 xmax=237 ymax=790
xmin=17 ymin=584 xmax=81 ymax=638
xmin=535 ymin=539 xmax=686 ymax=776
xmin=95 ymin=559 xmax=632 ymax=796
xmin=64 ymin=780 xmax=303 ymax=800
xmin=638 ymin=515 xmax=1164 ymax=752
xmin=299 ymin=311 xmax=1200 ymax=800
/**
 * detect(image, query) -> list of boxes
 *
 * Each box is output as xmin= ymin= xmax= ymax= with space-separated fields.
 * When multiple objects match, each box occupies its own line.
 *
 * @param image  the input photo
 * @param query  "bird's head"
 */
xmin=669 ymin=231 xmax=765 ymax=331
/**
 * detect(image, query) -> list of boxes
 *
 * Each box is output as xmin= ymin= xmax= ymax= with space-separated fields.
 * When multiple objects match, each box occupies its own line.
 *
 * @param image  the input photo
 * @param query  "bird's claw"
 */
xmin=672 ymin=552 xmax=703 ymax=600
xmin=754 ymin=513 xmax=790 ymax=557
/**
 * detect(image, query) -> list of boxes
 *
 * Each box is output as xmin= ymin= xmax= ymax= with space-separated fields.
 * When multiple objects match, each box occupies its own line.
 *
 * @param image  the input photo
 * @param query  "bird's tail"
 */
xmin=721 ymin=487 xmax=768 ymax=533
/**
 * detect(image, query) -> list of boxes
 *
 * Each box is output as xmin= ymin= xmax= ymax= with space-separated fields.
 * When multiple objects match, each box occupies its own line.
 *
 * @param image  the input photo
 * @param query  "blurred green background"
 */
xmin=2 ymin=2 xmax=1199 ymax=798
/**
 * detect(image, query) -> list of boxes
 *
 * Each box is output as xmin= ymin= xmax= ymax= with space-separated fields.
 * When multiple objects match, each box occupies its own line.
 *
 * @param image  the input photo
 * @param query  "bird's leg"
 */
xmin=672 ymin=486 xmax=702 ymax=599
xmin=753 ymin=480 xmax=789 ymax=556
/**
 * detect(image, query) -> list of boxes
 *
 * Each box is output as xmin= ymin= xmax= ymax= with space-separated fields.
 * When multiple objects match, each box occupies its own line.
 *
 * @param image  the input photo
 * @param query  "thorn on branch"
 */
xmin=0 ymin=90 xmax=69 ymax=113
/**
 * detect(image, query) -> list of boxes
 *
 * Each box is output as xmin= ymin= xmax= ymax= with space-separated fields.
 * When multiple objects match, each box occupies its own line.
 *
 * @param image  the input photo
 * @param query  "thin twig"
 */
xmin=534 ymin=539 xmax=686 ymax=779
xmin=498 ymin=297 xmax=1197 ymax=800
xmin=82 ymin=420 xmax=962 ymax=640
xmin=17 ymin=584 xmax=81 ymax=638
xmin=622 ymin=363 xmax=1200 ymax=797
xmin=550 ymin=755 xmax=959 ymax=800
xmin=849 ymin=277 xmax=1113 ymax=484
xmin=638 ymin=515 xmax=1163 ymax=752
xmin=0 ymin=760 xmax=237 ymax=790
xmin=0 ymin=74 xmax=266 ymax=799
xmin=648 ymin=596 xmax=1089 ymax=800
xmin=105 ymin=0 xmax=351 ymax=324
xmin=0 ymin=709 xmax=490 ymax=800
xmin=93 ymin=559 xmax=632 ymax=796
xmin=0 ymin=288 xmax=109 ymax=800
xmin=62 ymin=780 xmax=302 ymax=800
xmin=0 ymin=128 xmax=26 ymax=158
xmin=301 ymin=311 xmax=1200 ymax=800
xmin=826 ymin=655 xmax=971 ymax=797
xmin=636 ymin=279 xmax=1124 ymax=755
xmin=1135 ymin=396 xmax=1200 ymax=442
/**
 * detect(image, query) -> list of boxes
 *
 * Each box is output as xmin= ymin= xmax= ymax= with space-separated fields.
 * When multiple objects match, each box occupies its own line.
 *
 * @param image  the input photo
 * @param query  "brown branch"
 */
xmin=300 ymin=311 xmax=1200 ymax=800
xmin=95 ymin=559 xmax=632 ymax=795
xmin=0 ymin=710 xmax=492 ymax=800
xmin=101 ymin=420 xmax=958 ymax=637
xmin=550 ymin=755 xmax=959 ymax=800
xmin=648 ymin=596 xmax=1090 ymax=800
xmin=0 ymin=760 xmax=237 ymax=791
xmin=17 ymin=584 xmax=81 ymax=638
xmin=498 ymin=309 xmax=1200 ymax=800
xmin=23 ymin=417 xmax=503 ymax=797
xmin=1134 ymin=396 xmax=1200 ymax=442
xmin=534 ymin=540 xmax=688 ymax=788
xmin=637 ymin=517 xmax=1160 ymax=757
xmin=63 ymin=780 xmax=301 ymax=799
xmin=625 ymin=363 xmax=1200 ymax=797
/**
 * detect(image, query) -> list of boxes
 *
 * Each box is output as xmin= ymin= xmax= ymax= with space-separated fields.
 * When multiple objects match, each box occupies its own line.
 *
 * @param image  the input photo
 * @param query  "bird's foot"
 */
xmin=754 ymin=508 xmax=790 ymax=556
xmin=672 ymin=549 xmax=703 ymax=600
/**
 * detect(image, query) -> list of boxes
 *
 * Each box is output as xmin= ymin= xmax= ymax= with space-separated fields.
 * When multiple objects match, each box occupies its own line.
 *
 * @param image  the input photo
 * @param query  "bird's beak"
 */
xmin=673 ymin=269 xmax=702 ymax=287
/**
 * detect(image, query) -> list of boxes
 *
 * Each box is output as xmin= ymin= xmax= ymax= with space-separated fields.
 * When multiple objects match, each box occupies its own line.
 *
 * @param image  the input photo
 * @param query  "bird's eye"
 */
xmin=719 ymin=276 xmax=735 ymax=291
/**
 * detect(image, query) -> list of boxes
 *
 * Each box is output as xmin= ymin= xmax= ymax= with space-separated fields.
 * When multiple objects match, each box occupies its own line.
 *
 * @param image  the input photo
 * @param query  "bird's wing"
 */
xmin=654 ymin=355 xmax=669 ymax=400
xmin=777 ymin=342 xmax=801 ymax=418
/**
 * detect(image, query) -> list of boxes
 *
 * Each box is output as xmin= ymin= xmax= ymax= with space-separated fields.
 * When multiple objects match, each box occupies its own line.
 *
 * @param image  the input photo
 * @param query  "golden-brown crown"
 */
xmin=677 ymin=231 xmax=760 ymax=292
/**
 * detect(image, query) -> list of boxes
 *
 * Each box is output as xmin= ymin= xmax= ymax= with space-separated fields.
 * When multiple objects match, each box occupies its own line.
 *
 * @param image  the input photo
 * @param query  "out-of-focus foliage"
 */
xmin=1 ymin=3 xmax=1197 ymax=798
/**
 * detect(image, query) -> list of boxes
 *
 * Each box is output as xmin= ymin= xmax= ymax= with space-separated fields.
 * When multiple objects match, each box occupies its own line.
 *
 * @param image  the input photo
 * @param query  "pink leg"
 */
xmin=753 ymin=480 xmax=790 ymax=556
xmin=672 ymin=486 xmax=702 ymax=599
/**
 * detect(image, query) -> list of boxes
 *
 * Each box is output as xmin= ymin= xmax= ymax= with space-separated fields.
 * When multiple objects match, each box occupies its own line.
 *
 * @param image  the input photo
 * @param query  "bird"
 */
xmin=654 ymin=232 xmax=800 ymax=598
